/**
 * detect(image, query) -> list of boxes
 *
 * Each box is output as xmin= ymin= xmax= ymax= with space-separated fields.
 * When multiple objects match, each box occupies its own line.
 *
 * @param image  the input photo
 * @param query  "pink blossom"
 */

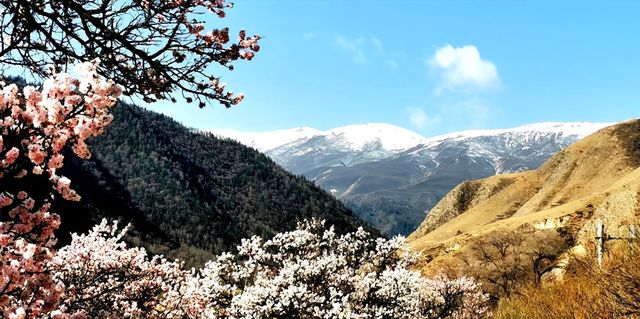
xmin=28 ymin=143 xmax=46 ymax=165
xmin=0 ymin=195 xmax=13 ymax=207
xmin=32 ymin=166 xmax=44 ymax=175
xmin=48 ymin=154 xmax=63 ymax=169
xmin=4 ymin=147 xmax=19 ymax=164
xmin=0 ymin=61 xmax=120 ymax=317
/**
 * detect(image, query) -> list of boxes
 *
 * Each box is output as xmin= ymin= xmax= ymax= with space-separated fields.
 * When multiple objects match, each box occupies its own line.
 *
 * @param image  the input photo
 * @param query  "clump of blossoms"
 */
xmin=0 ymin=61 xmax=121 ymax=318
xmin=51 ymin=219 xmax=489 ymax=319
xmin=49 ymin=220 xmax=187 ymax=318
xmin=183 ymin=219 xmax=489 ymax=318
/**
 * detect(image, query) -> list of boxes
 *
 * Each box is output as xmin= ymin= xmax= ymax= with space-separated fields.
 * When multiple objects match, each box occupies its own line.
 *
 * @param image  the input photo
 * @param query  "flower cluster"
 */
xmin=50 ymin=219 xmax=489 ymax=319
xmin=49 ymin=220 xmax=186 ymax=318
xmin=0 ymin=62 xmax=121 ymax=318
xmin=0 ymin=194 xmax=62 ymax=318
xmin=183 ymin=220 xmax=489 ymax=318
xmin=0 ymin=60 xmax=121 ymax=189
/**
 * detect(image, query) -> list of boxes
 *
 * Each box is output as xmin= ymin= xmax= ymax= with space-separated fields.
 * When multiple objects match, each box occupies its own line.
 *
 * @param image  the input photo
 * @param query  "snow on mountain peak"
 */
xmin=209 ymin=121 xmax=614 ymax=154
xmin=209 ymin=123 xmax=428 ymax=153
xmin=421 ymin=122 xmax=612 ymax=146
xmin=324 ymin=123 xmax=427 ymax=151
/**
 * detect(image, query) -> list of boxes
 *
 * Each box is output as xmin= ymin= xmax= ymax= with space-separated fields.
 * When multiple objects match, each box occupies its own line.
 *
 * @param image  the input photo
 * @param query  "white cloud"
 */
xmin=335 ymin=35 xmax=367 ymax=64
xmin=407 ymin=107 xmax=441 ymax=128
xmin=409 ymin=108 xmax=427 ymax=127
xmin=371 ymin=37 xmax=384 ymax=55
xmin=428 ymin=44 xmax=500 ymax=94
xmin=303 ymin=32 xmax=317 ymax=39
xmin=334 ymin=35 xmax=403 ymax=70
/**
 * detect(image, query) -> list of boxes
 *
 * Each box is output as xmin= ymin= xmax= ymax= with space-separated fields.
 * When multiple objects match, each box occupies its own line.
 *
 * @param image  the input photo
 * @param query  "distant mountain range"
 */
xmin=211 ymin=123 xmax=427 ymax=174
xmin=211 ymin=122 xmax=612 ymax=235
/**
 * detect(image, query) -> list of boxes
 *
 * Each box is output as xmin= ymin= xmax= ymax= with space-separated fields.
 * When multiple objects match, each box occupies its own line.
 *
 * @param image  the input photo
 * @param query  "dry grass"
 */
xmin=494 ymin=273 xmax=613 ymax=319
xmin=495 ymin=244 xmax=640 ymax=319
xmin=443 ymin=229 xmax=569 ymax=304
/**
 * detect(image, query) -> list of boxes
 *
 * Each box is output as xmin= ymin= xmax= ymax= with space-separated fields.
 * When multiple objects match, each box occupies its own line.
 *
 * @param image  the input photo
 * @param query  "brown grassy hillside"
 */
xmin=408 ymin=120 xmax=640 ymax=273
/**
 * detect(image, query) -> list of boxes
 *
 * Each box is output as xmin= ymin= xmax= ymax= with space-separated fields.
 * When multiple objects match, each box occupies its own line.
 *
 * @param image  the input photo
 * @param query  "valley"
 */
xmin=55 ymin=103 xmax=373 ymax=265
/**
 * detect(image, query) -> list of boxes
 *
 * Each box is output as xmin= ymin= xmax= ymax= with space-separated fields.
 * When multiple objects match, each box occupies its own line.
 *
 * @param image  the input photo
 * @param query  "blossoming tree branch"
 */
xmin=0 ymin=0 xmax=259 ymax=108
xmin=0 ymin=61 xmax=122 ymax=318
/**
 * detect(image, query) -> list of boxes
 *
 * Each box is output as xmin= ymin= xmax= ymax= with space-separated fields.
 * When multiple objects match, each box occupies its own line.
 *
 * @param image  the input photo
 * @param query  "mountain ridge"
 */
xmin=211 ymin=121 xmax=613 ymax=156
xmin=212 ymin=121 xmax=613 ymax=236
xmin=418 ymin=122 xmax=610 ymax=146
xmin=407 ymin=119 xmax=640 ymax=273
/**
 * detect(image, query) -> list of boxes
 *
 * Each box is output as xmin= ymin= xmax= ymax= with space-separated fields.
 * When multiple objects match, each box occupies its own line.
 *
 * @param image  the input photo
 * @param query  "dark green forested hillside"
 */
xmin=55 ymin=102 xmax=372 ymax=264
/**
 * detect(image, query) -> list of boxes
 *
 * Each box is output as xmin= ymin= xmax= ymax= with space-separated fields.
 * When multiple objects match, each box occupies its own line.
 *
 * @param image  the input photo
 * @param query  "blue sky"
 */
xmin=141 ymin=0 xmax=640 ymax=137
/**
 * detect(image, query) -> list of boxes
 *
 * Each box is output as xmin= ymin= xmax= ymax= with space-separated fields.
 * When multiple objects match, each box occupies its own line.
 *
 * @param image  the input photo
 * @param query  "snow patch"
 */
xmin=209 ymin=123 xmax=427 ymax=154
xmin=423 ymin=122 xmax=611 ymax=146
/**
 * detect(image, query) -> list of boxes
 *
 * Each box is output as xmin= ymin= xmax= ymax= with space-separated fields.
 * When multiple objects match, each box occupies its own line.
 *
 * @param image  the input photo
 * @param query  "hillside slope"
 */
xmin=408 ymin=120 xmax=640 ymax=269
xmin=56 ymin=103 xmax=371 ymax=264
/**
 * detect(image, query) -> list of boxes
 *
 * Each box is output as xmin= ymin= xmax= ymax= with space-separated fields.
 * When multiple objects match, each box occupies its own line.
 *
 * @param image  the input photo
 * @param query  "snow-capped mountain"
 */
xmin=321 ymin=123 xmax=427 ymax=152
xmin=419 ymin=122 xmax=608 ymax=148
xmin=211 ymin=121 xmax=614 ymax=236
xmin=212 ymin=123 xmax=428 ymax=174
xmin=406 ymin=122 xmax=612 ymax=174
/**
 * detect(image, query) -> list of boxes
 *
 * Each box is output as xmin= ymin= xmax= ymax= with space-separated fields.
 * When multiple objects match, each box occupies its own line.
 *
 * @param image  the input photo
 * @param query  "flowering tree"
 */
xmin=0 ymin=0 xmax=259 ymax=316
xmin=0 ymin=0 xmax=259 ymax=107
xmin=0 ymin=62 xmax=121 ymax=317
xmin=51 ymin=219 xmax=489 ymax=319
xmin=185 ymin=220 xmax=489 ymax=318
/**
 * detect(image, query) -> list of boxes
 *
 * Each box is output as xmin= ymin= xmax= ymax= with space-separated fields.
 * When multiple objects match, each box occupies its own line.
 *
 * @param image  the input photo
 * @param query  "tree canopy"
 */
xmin=0 ymin=0 xmax=259 ymax=107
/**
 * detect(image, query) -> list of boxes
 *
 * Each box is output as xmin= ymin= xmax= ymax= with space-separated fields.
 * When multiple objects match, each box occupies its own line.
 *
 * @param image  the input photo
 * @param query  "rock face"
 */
xmin=407 ymin=120 xmax=640 ymax=271
xmin=213 ymin=122 xmax=611 ymax=236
